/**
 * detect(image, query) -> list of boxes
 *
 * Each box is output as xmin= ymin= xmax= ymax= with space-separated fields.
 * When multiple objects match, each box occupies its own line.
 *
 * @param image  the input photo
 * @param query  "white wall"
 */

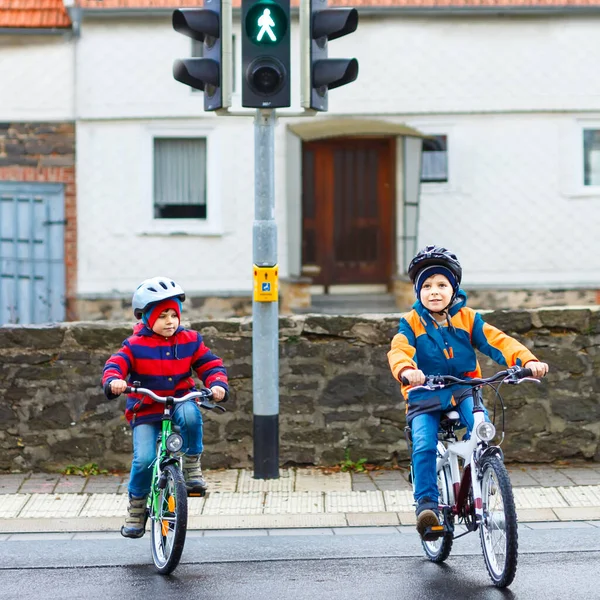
xmin=410 ymin=113 xmax=600 ymax=288
xmin=76 ymin=14 xmax=600 ymax=118
xmin=0 ymin=35 xmax=74 ymax=120
xmin=74 ymin=13 xmax=600 ymax=295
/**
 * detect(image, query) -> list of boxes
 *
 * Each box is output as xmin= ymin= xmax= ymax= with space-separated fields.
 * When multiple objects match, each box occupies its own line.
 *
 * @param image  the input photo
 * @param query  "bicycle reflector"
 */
xmin=476 ymin=422 xmax=496 ymax=442
xmin=166 ymin=433 xmax=184 ymax=453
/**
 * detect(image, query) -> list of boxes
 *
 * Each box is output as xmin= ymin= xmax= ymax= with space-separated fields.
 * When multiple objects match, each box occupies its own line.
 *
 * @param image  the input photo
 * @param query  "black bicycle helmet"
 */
xmin=408 ymin=245 xmax=462 ymax=286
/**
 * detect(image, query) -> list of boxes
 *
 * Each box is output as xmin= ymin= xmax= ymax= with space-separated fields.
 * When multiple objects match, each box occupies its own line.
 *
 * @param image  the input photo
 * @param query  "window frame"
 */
xmin=138 ymin=124 xmax=223 ymax=237
xmin=409 ymin=122 xmax=456 ymax=193
xmin=420 ymin=134 xmax=449 ymax=184
xmin=562 ymin=119 xmax=600 ymax=199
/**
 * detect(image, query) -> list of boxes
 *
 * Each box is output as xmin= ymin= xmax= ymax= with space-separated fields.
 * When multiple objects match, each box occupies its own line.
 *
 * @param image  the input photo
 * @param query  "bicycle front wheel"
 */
xmin=150 ymin=463 xmax=188 ymax=575
xmin=479 ymin=455 xmax=518 ymax=588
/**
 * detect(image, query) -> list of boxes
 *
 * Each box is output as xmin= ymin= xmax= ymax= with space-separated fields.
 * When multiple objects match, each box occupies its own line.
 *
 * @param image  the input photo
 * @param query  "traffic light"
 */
xmin=301 ymin=0 xmax=359 ymax=112
xmin=172 ymin=0 xmax=232 ymax=112
xmin=241 ymin=0 xmax=291 ymax=109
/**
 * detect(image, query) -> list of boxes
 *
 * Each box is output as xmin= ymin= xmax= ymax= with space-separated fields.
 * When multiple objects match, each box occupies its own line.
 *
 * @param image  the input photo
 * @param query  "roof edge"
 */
xmin=79 ymin=5 xmax=600 ymax=18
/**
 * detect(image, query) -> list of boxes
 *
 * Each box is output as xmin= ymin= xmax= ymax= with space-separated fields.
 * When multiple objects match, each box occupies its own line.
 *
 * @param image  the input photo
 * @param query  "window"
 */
xmin=153 ymin=138 xmax=207 ymax=219
xmin=421 ymin=135 xmax=448 ymax=183
xmin=584 ymin=129 xmax=600 ymax=186
xmin=191 ymin=37 xmax=236 ymax=93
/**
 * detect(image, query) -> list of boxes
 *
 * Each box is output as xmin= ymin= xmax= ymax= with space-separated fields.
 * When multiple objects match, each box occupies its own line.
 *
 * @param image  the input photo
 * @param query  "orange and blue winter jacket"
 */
xmin=102 ymin=323 xmax=228 ymax=427
xmin=387 ymin=290 xmax=537 ymax=423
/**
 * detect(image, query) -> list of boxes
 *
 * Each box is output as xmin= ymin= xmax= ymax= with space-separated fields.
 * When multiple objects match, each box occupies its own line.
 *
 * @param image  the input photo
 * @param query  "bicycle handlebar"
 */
xmin=124 ymin=385 xmax=226 ymax=412
xmin=401 ymin=366 xmax=537 ymax=389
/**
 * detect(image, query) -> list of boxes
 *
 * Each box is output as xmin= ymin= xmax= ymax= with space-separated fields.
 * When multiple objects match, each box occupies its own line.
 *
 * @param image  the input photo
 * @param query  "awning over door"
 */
xmin=287 ymin=118 xmax=427 ymax=141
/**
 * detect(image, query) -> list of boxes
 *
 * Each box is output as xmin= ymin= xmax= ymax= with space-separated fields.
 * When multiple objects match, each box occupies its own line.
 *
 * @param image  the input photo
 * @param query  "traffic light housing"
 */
xmin=301 ymin=0 xmax=359 ymax=112
xmin=172 ymin=0 xmax=232 ymax=112
xmin=241 ymin=0 xmax=291 ymax=109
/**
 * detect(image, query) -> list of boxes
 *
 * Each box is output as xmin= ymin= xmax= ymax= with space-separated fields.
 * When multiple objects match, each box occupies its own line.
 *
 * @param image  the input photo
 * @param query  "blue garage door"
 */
xmin=0 ymin=182 xmax=66 ymax=324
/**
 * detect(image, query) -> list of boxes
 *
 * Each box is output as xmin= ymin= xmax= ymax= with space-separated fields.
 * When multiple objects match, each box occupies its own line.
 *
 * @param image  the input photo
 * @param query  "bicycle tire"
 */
xmin=150 ymin=463 xmax=188 ymax=575
xmin=479 ymin=455 xmax=518 ymax=588
xmin=422 ymin=464 xmax=454 ymax=562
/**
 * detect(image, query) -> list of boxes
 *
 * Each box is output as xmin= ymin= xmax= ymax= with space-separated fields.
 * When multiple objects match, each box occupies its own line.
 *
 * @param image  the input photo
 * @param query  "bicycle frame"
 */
xmin=435 ymin=389 xmax=488 ymax=523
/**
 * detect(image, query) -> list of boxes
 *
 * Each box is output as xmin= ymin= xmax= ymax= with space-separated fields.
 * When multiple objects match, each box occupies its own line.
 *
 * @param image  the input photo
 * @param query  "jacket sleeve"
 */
xmin=470 ymin=311 xmax=537 ymax=367
xmin=191 ymin=333 xmax=229 ymax=392
xmin=388 ymin=317 xmax=418 ymax=383
xmin=101 ymin=341 xmax=134 ymax=399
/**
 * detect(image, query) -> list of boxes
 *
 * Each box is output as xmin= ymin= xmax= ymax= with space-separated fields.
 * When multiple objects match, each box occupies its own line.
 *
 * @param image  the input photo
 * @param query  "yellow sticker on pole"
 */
xmin=253 ymin=265 xmax=279 ymax=302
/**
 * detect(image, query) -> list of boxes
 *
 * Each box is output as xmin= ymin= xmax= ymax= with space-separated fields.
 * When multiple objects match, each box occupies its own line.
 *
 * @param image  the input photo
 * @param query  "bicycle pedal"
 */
xmin=422 ymin=525 xmax=445 ymax=542
xmin=187 ymin=490 xmax=206 ymax=498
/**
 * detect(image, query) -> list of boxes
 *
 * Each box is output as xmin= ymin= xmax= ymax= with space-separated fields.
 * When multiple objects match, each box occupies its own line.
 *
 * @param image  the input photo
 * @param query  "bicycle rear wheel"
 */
xmin=150 ymin=463 xmax=188 ymax=575
xmin=479 ymin=455 xmax=518 ymax=588
xmin=422 ymin=464 xmax=454 ymax=562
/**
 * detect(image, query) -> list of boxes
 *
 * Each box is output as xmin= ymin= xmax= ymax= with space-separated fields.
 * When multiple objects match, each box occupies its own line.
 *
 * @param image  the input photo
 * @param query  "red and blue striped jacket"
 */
xmin=102 ymin=323 xmax=229 ymax=427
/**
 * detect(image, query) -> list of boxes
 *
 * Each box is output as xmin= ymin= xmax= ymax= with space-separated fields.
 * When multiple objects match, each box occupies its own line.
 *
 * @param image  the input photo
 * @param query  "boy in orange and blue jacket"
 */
xmin=388 ymin=246 xmax=548 ymax=539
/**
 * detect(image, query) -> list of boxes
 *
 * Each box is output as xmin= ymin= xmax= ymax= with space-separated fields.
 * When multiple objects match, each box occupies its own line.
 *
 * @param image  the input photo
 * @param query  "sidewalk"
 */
xmin=1 ymin=462 xmax=599 ymax=534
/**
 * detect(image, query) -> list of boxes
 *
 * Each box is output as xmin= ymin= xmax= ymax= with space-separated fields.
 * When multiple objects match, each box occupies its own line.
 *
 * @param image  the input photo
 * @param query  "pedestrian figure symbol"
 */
xmin=256 ymin=8 xmax=276 ymax=42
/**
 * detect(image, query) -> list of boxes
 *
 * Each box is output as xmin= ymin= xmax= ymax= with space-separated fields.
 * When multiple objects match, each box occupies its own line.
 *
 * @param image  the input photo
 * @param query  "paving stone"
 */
xmin=54 ymin=476 xmax=87 ymax=494
xmin=333 ymin=525 xmax=399 ymax=534
xmin=352 ymin=483 xmax=379 ymax=492
xmin=383 ymin=490 xmax=414 ymax=512
xmin=238 ymin=469 xmax=293 ymax=492
xmin=19 ymin=475 xmax=59 ymax=494
xmin=18 ymin=494 xmax=88 ymax=519
xmin=505 ymin=468 xmax=539 ymax=487
xmin=557 ymin=468 xmax=600 ymax=486
xmin=264 ymin=491 xmax=323 ymax=514
xmin=524 ymin=468 xmax=574 ymax=487
xmin=346 ymin=512 xmax=400 ymax=527
xmin=553 ymin=506 xmax=600 ymax=521
xmin=203 ymin=492 xmax=265 ymax=515
xmin=79 ymin=494 xmax=128 ymax=517
xmin=558 ymin=485 xmax=600 ymax=507
xmin=205 ymin=469 xmax=240 ymax=493
xmin=0 ymin=494 xmax=31 ymax=519
xmin=0 ymin=475 xmax=27 ymax=494
xmin=325 ymin=491 xmax=385 ymax=513
xmin=295 ymin=469 xmax=351 ymax=492
xmin=513 ymin=487 xmax=569 ymax=509
xmin=188 ymin=513 xmax=346 ymax=529
xmin=516 ymin=508 xmax=558 ymax=522
xmin=82 ymin=476 xmax=123 ymax=494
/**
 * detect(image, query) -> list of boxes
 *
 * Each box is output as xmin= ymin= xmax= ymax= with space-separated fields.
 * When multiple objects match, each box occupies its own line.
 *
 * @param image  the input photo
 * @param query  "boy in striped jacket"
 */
xmin=102 ymin=276 xmax=229 ymax=539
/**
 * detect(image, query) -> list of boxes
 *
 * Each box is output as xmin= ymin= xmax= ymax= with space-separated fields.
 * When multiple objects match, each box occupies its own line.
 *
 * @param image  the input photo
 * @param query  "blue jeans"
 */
xmin=411 ymin=393 xmax=489 ymax=506
xmin=128 ymin=401 xmax=204 ymax=498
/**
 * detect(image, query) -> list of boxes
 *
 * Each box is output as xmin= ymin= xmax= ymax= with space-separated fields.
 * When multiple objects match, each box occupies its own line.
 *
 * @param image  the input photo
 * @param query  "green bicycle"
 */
xmin=125 ymin=383 xmax=225 ymax=575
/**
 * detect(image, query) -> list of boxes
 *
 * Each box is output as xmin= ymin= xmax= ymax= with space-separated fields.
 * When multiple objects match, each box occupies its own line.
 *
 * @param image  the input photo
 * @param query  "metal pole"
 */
xmin=252 ymin=109 xmax=279 ymax=479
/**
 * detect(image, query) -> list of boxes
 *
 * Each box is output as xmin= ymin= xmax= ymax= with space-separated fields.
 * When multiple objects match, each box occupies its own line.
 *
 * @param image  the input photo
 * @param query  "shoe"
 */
xmin=182 ymin=454 xmax=208 ymax=496
xmin=121 ymin=494 xmax=148 ymax=539
xmin=416 ymin=497 xmax=443 ymax=541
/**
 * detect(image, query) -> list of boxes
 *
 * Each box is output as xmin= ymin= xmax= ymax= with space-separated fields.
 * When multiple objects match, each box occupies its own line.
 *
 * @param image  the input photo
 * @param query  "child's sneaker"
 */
xmin=121 ymin=494 xmax=148 ymax=539
xmin=416 ymin=497 xmax=442 ymax=541
xmin=182 ymin=454 xmax=207 ymax=496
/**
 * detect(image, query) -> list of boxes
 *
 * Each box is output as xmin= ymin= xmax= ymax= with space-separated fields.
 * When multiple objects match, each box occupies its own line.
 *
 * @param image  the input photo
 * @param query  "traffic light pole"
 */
xmin=252 ymin=109 xmax=279 ymax=480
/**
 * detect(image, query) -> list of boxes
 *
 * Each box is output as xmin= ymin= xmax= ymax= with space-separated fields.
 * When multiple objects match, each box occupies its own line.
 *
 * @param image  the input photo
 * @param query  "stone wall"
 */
xmin=0 ymin=308 xmax=598 ymax=473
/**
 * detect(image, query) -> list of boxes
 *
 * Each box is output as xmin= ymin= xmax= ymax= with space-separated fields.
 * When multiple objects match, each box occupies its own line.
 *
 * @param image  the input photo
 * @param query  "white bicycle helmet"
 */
xmin=132 ymin=276 xmax=186 ymax=319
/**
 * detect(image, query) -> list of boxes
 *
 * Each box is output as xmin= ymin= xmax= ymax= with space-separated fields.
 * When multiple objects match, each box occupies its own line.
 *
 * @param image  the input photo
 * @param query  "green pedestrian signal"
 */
xmin=245 ymin=1 xmax=287 ymax=45
xmin=241 ymin=0 xmax=290 ymax=108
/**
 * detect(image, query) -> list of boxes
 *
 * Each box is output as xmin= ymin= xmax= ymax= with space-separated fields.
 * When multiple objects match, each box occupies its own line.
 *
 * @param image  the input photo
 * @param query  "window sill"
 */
xmin=136 ymin=222 xmax=224 ymax=237
xmin=563 ymin=188 xmax=600 ymax=200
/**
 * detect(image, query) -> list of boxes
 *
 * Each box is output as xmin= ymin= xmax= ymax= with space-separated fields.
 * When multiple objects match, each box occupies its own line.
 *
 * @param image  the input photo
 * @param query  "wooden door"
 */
xmin=301 ymin=138 xmax=394 ymax=287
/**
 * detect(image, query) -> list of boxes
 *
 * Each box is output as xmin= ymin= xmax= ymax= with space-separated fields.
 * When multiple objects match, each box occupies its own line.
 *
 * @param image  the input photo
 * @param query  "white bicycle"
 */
xmin=403 ymin=366 xmax=540 ymax=588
